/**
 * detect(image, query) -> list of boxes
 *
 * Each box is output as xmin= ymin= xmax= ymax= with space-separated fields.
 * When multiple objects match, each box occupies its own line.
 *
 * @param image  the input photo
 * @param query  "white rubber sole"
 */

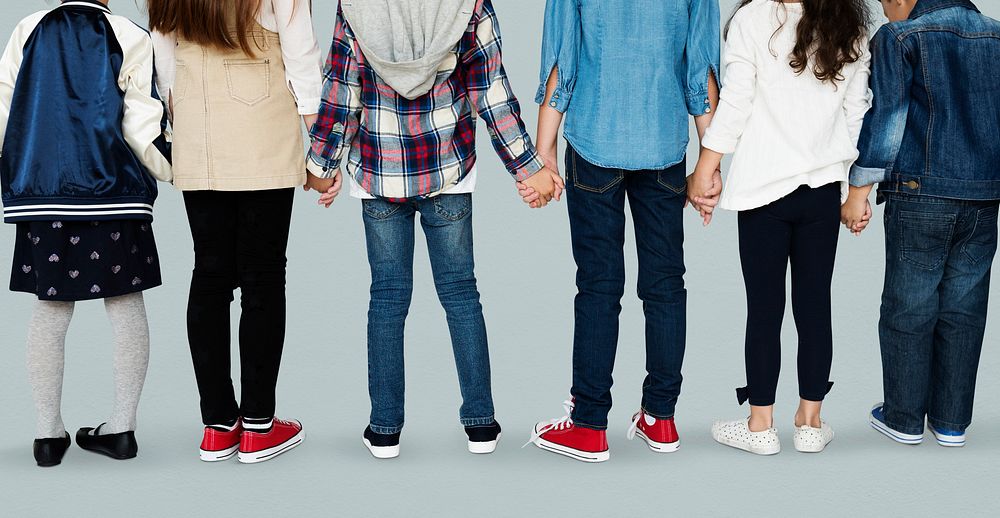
xmin=468 ymin=433 xmax=501 ymax=454
xmin=363 ymin=438 xmax=400 ymax=459
xmin=237 ymin=429 xmax=305 ymax=464
xmin=531 ymin=436 xmax=609 ymax=463
xmin=634 ymin=429 xmax=680 ymax=453
xmin=869 ymin=409 xmax=922 ymax=445
xmin=713 ymin=434 xmax=781 ymax=456
xmin=930 ymin=428 xmax=966 ymax=447
xmin=199 ymin=444 xmax=238 ymax=462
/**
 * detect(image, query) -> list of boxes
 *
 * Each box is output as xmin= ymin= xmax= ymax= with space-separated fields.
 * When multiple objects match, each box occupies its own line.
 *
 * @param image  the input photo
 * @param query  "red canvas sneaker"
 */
xmin=199 ymin=422 xmax=243 ymax=462
xmin=237 ymin=418 xmax=305 ymax=464
xmin=525 ymin=400 xmax=609 ymax=463
xmin=627 ymin=411 xmax=680 ymax=453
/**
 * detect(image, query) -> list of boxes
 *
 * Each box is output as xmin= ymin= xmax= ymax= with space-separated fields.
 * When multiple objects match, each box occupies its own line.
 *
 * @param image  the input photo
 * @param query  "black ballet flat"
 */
xmin=33 ymin=432 xmax=71 ymax=467
xmin=76 ymin=424 xmax=138 ymax=460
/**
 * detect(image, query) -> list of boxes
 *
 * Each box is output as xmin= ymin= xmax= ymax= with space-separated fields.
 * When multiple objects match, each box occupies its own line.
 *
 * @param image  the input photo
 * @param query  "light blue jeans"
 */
xmin=362 ymin=194 xmax=495 ymax=434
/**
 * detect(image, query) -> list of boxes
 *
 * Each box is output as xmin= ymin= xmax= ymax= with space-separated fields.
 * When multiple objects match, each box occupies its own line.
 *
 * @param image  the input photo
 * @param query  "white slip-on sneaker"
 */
xmin=793 ymin=421 xmax=834 ymax=453
xmin=712 ymin=418 xmax=780 ymax=455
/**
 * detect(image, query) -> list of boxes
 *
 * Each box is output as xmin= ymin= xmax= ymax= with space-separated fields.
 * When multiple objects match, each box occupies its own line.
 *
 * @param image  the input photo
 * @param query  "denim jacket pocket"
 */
xmin=363 ymin=198 xmax=402 ymax=220
xmin=963 ymin=206 xmax=999 ymax=265
xmin=899 ymin=210 xmax=957 ymax=270
xmin=656 ymin=166 xmax=688 ymax=195
xmin=569 ymin=147 xmax=623 ymax=194
xmin=432 ymin=193 xmax=472 ymax=222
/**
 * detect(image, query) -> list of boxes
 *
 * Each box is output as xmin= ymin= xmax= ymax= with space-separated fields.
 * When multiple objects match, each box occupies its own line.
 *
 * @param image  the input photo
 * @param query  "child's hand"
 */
xmin=316 ymin=170 xmax=343 ymax=208
xmin=687 ymin=167 xmax=723 ymax=226
xmin=518 ymin=167 xmax=564 ymax=209
xmin=304 ymin=171 xmax=335 ymax=193
xmin=841 ymin=195 xmax=872 ymax=236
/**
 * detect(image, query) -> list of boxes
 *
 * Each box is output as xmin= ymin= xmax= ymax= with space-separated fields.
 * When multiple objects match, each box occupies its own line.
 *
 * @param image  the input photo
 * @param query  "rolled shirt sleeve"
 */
xmin=701 ymin=9 xmax=756 ymax=155
xmin=535 ymin=0 xmax=580 ymax=113
xmin=273 ymin=0 xmax=323 ymax=115
xmin=685 ymin=0 xmax=721 ymax=116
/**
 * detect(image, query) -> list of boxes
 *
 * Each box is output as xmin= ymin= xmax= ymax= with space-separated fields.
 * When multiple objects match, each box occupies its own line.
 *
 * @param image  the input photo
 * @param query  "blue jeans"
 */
xmin=565 ymin=145 xmax=687 ymax=429
xmin=362 ymin=194 xmax=495 ymax=434
xmin=879 ymin=193 xmax=998 ymax=435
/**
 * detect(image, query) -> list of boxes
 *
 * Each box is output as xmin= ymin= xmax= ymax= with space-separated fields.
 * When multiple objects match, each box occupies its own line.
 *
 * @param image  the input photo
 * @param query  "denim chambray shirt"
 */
xmin=537 ymin=0 xmax=720 ymax=171
xmin=850 ymin=0 xmax=1000 ymax=201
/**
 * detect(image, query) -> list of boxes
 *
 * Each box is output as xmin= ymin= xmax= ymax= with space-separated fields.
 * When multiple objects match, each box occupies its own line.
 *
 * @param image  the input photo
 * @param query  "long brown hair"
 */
xmin=147 ymin=0 xmax=264 ymax=56
xmin=726 ymin=0 xmax=871 ymax=83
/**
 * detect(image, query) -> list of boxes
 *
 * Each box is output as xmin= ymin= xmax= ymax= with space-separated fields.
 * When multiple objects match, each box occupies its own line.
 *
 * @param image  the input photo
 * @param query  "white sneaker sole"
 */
xmin=363 ymin=438 xmax=400 ymax=459
xmin=199 ymin=444 xmax=238 ymax=462
xmin=634 ymin=429 xmax=680 ymax=453
xmin=869 ymin=409 xmax=922 ymax=445
xmin=468 ymin=433 xmax=501 ymax=454
xmin=713 ymin=434 xmax=781 ymax=456
xmin=531 ymin=436 xmax=609 ymax=463
xmin=237 ymin=430 xmax=305 ymax=464
xmin=931 ymin=428 xmax=965 ymax=447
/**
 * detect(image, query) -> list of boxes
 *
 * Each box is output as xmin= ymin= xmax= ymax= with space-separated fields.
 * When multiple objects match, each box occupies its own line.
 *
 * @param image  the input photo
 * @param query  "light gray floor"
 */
xmin=1 ymin=1 xmax=998 ymax=516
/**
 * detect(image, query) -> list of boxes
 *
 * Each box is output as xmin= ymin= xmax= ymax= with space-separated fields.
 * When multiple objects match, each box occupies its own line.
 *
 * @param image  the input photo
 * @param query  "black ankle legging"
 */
xmin=737 ymin=183 xmax=840 ymax=407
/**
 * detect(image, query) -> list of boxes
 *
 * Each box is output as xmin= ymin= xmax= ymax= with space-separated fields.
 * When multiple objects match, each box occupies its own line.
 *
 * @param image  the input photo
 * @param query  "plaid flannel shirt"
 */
xmin=307 ymin=0 xmax=544 ymax=200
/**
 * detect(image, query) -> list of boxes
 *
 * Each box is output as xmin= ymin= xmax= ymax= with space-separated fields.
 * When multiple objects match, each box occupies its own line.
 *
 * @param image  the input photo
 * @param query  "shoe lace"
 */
xmin=522 ymin=399 xmax=575 ymax=448
xmin=626 ymin=412 xmax=645 ymax=441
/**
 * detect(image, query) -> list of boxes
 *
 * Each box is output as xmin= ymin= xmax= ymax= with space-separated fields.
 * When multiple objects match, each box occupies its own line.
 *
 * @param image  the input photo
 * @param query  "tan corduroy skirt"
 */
xmin=171 ymin=26 xmax=305 ymax=191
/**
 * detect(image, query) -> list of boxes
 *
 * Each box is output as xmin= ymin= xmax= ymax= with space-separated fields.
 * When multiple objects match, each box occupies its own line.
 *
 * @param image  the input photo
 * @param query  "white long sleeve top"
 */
xmin=151 ymin=0 xmax=323 ymax=115
xmin=702 ymin=0 xmax=872 ymax=211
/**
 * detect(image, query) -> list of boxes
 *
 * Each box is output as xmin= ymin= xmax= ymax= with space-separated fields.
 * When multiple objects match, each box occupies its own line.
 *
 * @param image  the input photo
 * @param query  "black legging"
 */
xmin=183 ymin=188 xmax=294 ymax=425
xmin=737 ymin=183 xmax=840 ymax=407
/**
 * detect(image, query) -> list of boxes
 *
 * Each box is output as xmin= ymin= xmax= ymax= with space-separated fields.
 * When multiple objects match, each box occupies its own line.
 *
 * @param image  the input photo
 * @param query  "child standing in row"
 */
xmin=844 ymin=0 xmax=1000 ymax=448
xmin=1 ymin=0 xmax=171 ymax=466
xmin=149 ymin=0 xmax=324 ymax=464
xmin=308 ymin=0 xmax=559 ymax=459
xmin=690 ymin=0 xmax=871 ymax=455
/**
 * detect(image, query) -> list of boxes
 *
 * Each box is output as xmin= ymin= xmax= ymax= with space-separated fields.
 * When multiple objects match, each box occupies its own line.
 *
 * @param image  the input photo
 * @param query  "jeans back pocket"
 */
xmin=568 ymin=146 xmax=623 ymax=194
xmin=431 ymin=193 xmax=472 ymax=222
xmin=899 ymin=210 xmax=957 ymax=270
xmin=363 ymin=198 xmax=403 ymax=220
xmin=963 ymin=205 xmax=999 ymax=265
xmin=224 ymin=59 xmax=271 ymax=106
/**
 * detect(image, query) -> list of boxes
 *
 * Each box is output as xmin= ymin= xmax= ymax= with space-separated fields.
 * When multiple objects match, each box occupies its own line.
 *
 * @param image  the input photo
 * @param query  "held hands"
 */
xmin=841 ymin=187 xmax=873 ymax=236
xmin=687 ymin=166 xmax=724 ymax=226
xmin=516 ymin=166 xmax=565 ymax=209
xmin=304 ymin=170 xmax=343 ymax=208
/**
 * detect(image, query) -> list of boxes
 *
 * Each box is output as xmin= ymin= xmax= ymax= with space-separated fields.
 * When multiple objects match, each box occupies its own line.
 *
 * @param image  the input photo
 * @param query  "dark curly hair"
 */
xmin=726 ymin=0 xmax=872 ymax=83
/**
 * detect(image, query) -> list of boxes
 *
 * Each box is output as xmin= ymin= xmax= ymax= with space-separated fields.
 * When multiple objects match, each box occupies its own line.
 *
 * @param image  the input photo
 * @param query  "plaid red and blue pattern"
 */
xmin=307 ymin=0 xmax=543 ymax=200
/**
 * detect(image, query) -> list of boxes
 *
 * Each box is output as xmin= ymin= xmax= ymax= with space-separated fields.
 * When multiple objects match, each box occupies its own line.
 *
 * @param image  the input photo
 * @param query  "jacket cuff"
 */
xmin=535 ymin=84 xmax=571 ymax=113
xmin=849 ymin=164 xmax=888 ymax=187
xmin=307 ymin=151 xmax=340 ymax=179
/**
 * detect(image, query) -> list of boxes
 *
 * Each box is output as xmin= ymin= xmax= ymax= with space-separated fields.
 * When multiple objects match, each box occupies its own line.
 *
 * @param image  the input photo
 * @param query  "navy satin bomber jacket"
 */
xmin=0 ymin=0 xmax=171 ymax=224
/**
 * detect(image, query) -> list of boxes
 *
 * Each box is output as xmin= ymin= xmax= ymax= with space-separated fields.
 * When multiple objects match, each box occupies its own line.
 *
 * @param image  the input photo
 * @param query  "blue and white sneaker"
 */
xmin=869 ymin=404 xmax=922 ymax=445
xmin=929 ymin=424 xmax=966 ymax=447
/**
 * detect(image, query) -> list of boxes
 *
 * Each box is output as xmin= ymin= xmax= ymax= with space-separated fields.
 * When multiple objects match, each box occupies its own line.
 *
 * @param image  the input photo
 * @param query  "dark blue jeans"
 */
xmin=566 ymin=145 xmax=687 ymax=429
xmin=879 ymin=193 xmax=998 ymax=435
xmin=362 ymin=193 xmax=494 ymax=435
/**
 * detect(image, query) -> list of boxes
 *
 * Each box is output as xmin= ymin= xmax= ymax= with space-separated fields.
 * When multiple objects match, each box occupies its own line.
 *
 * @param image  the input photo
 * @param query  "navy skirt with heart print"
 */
xmin=9 ymin=220 xmax=162 ymax=301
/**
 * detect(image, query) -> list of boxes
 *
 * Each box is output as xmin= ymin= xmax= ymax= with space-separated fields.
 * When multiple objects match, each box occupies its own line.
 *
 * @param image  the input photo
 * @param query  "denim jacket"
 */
xmin=850 ymin=0 xmax=1000 ymax=201
xmin=537 ymin=0 xmax=720 ymax=171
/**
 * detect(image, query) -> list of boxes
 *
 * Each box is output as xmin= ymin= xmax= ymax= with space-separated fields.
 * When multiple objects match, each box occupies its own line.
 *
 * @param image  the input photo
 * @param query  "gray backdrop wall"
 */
xmin=1 ymin=1 xmax=998 ymax=516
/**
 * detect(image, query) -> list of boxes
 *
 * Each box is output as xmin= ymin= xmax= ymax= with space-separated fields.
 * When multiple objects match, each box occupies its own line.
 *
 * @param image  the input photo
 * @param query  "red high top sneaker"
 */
xmin=237 ymin=418 xmax=305 ymax=464
xmin=525 ymin=400 xmax=609 ymax=463
xmin=199 ymin=421 xmax=243 ymax=462
xmin=627 ymin=411 xmax=680 ymax=453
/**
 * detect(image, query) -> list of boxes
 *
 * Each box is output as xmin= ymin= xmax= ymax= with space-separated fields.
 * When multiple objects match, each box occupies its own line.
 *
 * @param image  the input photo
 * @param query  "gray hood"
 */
xmin=342 ymin=0 xmax=477 ymax=100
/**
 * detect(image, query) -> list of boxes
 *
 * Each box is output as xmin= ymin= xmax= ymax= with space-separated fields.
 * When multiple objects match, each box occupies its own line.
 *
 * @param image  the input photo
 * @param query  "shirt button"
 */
xmin=550 ymin=101 xmax=558 ymax=107
xmin=704 ymin=99 xmax=710 ymax=104
xmin=704 ymin=107 xmax=712 ymax=113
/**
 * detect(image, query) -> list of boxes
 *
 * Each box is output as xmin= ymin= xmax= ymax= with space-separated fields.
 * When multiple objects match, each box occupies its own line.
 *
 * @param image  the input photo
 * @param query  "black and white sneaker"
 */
xmin=363 ymin=426 xmax=400 ymax=459
xmin=465 ymin=421 xmax=502 ymax=454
